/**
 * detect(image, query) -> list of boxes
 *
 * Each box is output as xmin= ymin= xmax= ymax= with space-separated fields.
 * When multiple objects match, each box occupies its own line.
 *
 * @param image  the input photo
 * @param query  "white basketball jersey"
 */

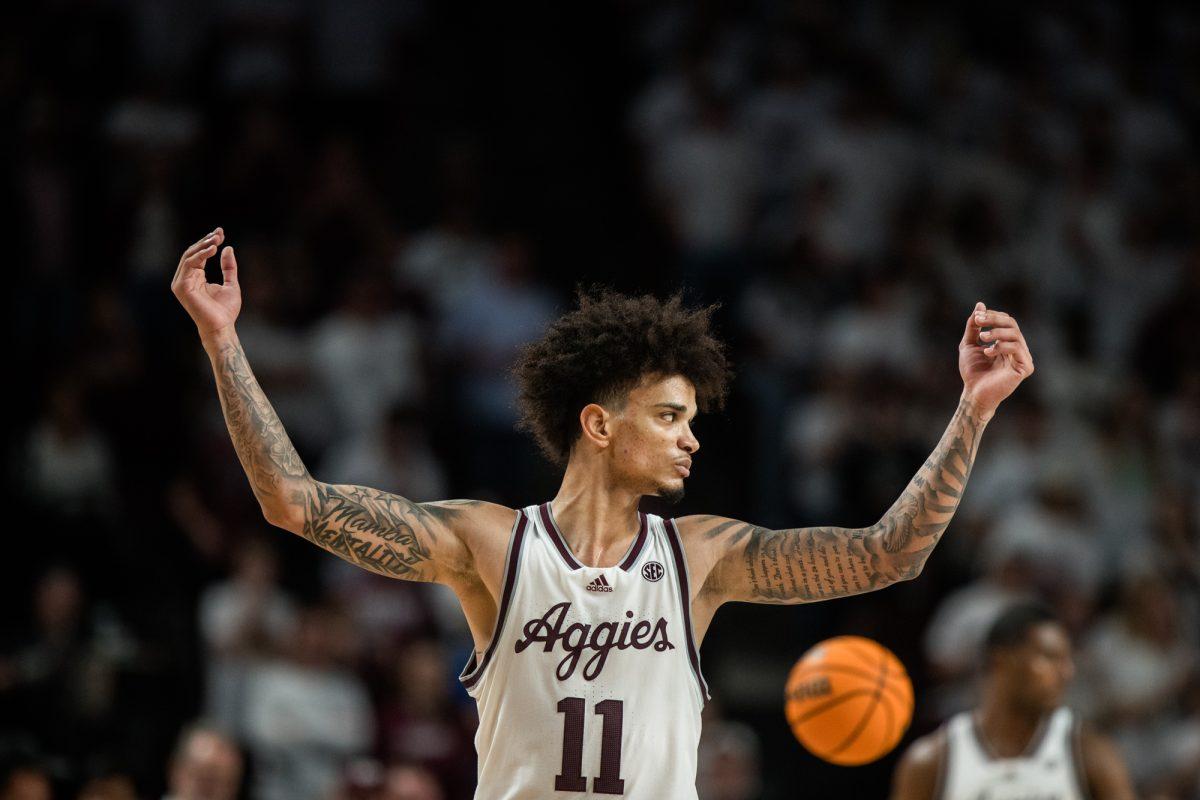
xmin=939 ymin=707 xmax=1088 ymax=800
xmin=460 ymin=504 xmax=708 ymax=799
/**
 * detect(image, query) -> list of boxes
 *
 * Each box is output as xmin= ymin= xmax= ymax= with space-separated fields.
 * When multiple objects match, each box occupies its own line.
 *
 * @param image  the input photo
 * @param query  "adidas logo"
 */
xmin=585 ymin=575 xmax=614 ymax=593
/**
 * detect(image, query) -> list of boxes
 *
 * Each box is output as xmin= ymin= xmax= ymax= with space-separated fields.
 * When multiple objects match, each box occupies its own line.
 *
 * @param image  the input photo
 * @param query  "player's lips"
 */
xmin=675 ymin=460 xmax=692 ymax=477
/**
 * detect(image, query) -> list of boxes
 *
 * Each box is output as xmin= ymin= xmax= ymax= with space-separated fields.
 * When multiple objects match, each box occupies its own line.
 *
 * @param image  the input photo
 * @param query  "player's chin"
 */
xmin=655 ymin=482 xmax=686 ymax=505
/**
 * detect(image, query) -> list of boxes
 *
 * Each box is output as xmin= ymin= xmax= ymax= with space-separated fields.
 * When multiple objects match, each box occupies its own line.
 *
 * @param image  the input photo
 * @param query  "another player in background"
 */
xmin=172 ymin=227 xmax=1034 ymax=798
xmin=890 ymin=602 xmax=1136 ymax=800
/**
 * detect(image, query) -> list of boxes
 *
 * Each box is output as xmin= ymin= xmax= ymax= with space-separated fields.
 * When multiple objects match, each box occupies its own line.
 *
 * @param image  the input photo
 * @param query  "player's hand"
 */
xmin=959 ymin=301 xmax=1034 ymax=420
xmin=170 ymin=228 xmax=241 ymax=340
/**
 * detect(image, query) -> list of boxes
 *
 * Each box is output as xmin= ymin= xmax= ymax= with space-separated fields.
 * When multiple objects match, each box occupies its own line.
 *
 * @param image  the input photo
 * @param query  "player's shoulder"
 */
xmin=420 ymin=499 xmax=519 ymax=540
xmin=891 ymin=727 xmax=947 ymax=800
xmin=671 ymin=513 xmax=760 ymax=540
xmin=1075 ymin=720 xmax=1127 ymax=775
xmin=1073 ymin=718 xmax=1136 ymax=799
xmin=900 ymin=727 xmax=947 ymax=769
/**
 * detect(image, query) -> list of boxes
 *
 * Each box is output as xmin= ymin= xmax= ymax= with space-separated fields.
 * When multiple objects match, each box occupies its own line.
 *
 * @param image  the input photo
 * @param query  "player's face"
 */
xmin=1011 ymin=622 xmax=1075 ymax=712
xmin=612 ymin=374 xmax=700 ymax=504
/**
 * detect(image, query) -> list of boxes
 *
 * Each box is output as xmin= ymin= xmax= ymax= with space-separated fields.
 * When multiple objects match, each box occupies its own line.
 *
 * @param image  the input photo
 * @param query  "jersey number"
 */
xmin=555 ymin=697 xmax=624 ymax=794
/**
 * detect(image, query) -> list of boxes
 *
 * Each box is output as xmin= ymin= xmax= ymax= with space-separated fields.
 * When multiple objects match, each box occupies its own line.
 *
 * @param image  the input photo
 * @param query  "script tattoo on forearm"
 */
xmin=700 ymin=395 xmax=985 ymax=604
xmin=213 ymin=340 xmax=311 ymax=506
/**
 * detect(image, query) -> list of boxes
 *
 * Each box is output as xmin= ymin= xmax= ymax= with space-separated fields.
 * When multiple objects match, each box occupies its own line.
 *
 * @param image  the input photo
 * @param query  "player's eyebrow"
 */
xmin=654 ymin=402 xmax=696 ymax=421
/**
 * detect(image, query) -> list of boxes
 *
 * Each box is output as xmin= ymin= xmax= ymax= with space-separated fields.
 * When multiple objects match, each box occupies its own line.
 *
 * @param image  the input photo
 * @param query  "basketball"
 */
xmin=784 ymin=636 xmax=914 ymax=766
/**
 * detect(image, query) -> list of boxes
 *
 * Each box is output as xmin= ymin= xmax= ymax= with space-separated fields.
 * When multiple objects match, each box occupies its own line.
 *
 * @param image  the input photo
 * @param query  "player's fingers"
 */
xmin=981 ymin=340 xmax=1029 ymax=360
xmin=183 ymin=229 xmax=221 ymax=259
xmin=975 ymin=309 xmax=1020 ymax=330
xmin=181 ymin=244 xmax=218 ymax=277
xmin=960 ymin=301 xmax=987 ymax=347
xmin=172 ymin=247 xmax=217 ymax=293
xmin=220 ymin=246 xmax=238 ymax=285
xmin=173 ymin=229 xmax=224 ymax=283
xmin=977 ymin=327 xmax=1025 ymax=344
xmin=989 ymin=340 xmax=1035 ymax=374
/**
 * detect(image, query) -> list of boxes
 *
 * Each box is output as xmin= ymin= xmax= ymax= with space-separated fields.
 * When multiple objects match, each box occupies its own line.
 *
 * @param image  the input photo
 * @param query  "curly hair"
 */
xmin=513 ymin=288 xmax=732 ymax=465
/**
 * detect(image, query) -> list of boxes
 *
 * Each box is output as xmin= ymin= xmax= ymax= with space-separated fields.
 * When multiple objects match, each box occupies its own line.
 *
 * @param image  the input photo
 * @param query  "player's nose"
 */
xmin=680 ymin=427 xmax=700 ymax=455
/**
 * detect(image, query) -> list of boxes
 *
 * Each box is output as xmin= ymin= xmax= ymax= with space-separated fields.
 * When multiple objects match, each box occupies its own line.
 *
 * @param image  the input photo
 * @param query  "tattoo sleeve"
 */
xmin=204 ymin=332 xmax=473 ymax=582
xmin=697 ymin=393 xmax=987 ymax=604
xmin=209 ymin=335 xmax=311 ymax=508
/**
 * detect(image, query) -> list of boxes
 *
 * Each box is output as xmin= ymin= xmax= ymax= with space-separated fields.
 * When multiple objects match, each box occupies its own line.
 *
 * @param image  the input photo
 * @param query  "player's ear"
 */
xmin=579 ymin=403 xmax=612 ymax=450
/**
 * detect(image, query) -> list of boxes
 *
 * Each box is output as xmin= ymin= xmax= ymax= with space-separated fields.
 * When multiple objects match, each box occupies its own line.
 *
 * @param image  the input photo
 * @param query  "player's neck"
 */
xmin=551 ymin=463 xmax=643 ymax=568
xmin=975 ymin=692 xmax=1050 ymax=758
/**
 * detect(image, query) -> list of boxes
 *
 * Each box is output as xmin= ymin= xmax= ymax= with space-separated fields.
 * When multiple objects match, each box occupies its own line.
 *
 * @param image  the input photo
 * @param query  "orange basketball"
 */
xmin=784 ymin=635 xmax=914 ymax=766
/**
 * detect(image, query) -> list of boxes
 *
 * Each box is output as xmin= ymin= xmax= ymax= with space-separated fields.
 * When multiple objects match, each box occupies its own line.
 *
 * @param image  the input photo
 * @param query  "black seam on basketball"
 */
xmin=828 ymin=689 xmax=882 ymax=757
xmin=827 ymin=652 xmax=891 ymax=757
xmin=787 ymin=663 xmax=910 ymax=708
xmin=841 ymin=639 xmax=886 ymax=671
xmin=790 ymin=688 xmax=875 ymax=726
xmin=879 ymin=689 xmax=897 ymax=750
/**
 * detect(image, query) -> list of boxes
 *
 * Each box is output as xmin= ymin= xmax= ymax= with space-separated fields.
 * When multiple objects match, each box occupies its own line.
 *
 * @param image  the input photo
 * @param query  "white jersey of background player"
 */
xmin=174 ymin=228 xmax=1035 ymax=797
xmin=891 ymin=602 xmax=1135 ymax=800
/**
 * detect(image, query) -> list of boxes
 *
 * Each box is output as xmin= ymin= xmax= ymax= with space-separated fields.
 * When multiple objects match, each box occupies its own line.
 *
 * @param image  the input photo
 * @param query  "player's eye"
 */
xmin=662 ymin=413 xmax=675 ymax=421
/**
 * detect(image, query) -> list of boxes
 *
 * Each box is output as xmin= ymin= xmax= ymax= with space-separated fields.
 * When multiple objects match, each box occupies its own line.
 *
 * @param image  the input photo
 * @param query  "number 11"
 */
xmin=555 ymin=697 xmax=625 ymax=794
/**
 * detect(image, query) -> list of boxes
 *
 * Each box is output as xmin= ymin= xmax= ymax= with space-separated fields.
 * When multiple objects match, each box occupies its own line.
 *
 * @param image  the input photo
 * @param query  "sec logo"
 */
xmin=641 ymin=561 xmax=664 ymax=582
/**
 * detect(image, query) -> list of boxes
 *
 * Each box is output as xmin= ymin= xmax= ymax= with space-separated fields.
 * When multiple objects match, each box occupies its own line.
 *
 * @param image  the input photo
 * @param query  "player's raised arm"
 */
xmin=679 ymin=302 xmax=1034 ymax=605
xmin=170 ymin=228 xmax=486 ymax=584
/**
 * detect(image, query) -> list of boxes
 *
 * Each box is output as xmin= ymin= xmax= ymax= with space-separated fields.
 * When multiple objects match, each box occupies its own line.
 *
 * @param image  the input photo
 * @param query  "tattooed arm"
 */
xmin=173 ymin=229 xmax=499 ymax=585
xmin=202 ymin=331 xmax=485 ymax=582
xmin=679 ymin=302 xmax=1034 ymax=606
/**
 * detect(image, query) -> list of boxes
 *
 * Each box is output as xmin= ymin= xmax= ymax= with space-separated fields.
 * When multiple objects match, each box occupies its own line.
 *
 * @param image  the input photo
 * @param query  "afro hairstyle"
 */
xmin=513 ymin=288 xmax=732 ymax=466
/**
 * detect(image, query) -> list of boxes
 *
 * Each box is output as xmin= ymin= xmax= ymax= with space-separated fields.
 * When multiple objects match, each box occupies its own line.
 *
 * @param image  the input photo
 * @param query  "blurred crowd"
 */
xmin=3 ymin=1 xmax=1198 ymax=798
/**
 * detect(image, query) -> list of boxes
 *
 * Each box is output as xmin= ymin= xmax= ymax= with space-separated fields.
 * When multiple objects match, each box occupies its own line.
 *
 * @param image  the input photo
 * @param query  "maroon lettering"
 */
xmin=515 ymin=602 xmax=675 ymax=681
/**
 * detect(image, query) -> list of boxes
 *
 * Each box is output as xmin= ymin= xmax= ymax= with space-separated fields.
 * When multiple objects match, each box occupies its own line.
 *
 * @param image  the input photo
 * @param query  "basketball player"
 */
xmin=172 ymin=227 xmax=1034 ymax=798
xmin=890 ymin=602 xmax=1136 ymax=800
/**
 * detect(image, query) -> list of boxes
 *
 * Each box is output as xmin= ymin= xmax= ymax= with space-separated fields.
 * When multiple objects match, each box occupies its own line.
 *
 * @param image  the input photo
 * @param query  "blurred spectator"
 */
xmin=164 ymin=723 xmax=243 ymax=800
xmin=4 ymin=1 xmax=1200 ymax=797
xmin=244 ymin=605 xmax=373 ymax=800
xmin=75 ymin=772 xmax=137 ymax=800
xmin=436 ymin=235 xmax=556 ymax=496
xmin=647 ymin=84 xmax=758 ymax=295
xmin=0 ymin=764 xmax=51 ymax=800
xmin=0 ymin=568 xmax=137 ymax=759
xmin=697 ymin=710 xmax=762 ymax=800
xmin=311 ymin=273 xmax=425 ymax=440
xmin=1079 ymin=572 xmax=1200 ymax=795
xmin=379 ymin=763 xmax=445 ymax=800
xmin=198 ymin=536 xmax=297 ymax=739
xmin=317 ymin=401 xmax=451 ymax=660
xmin=23 ymin=380 xmax=117 ymax=521
xmin=320 ymin=403 xmax=447 ymax=503
xmin=982 ymin=479 xmax=1106 ymax=605
xmin=377 ymin=640 xmax=474 ymax=798
xmin=922 ymin=553 xmax=1039 ymax=718
xmin=393 ymin=185 xmax=499 ymax=317
xmin=234 ymin=240 xmax=332 ymax=455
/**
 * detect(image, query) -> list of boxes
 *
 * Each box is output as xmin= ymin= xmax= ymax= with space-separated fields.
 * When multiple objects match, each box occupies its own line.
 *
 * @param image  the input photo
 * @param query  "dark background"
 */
xmin=2 ymin=1 xmax=1198 ymax=798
